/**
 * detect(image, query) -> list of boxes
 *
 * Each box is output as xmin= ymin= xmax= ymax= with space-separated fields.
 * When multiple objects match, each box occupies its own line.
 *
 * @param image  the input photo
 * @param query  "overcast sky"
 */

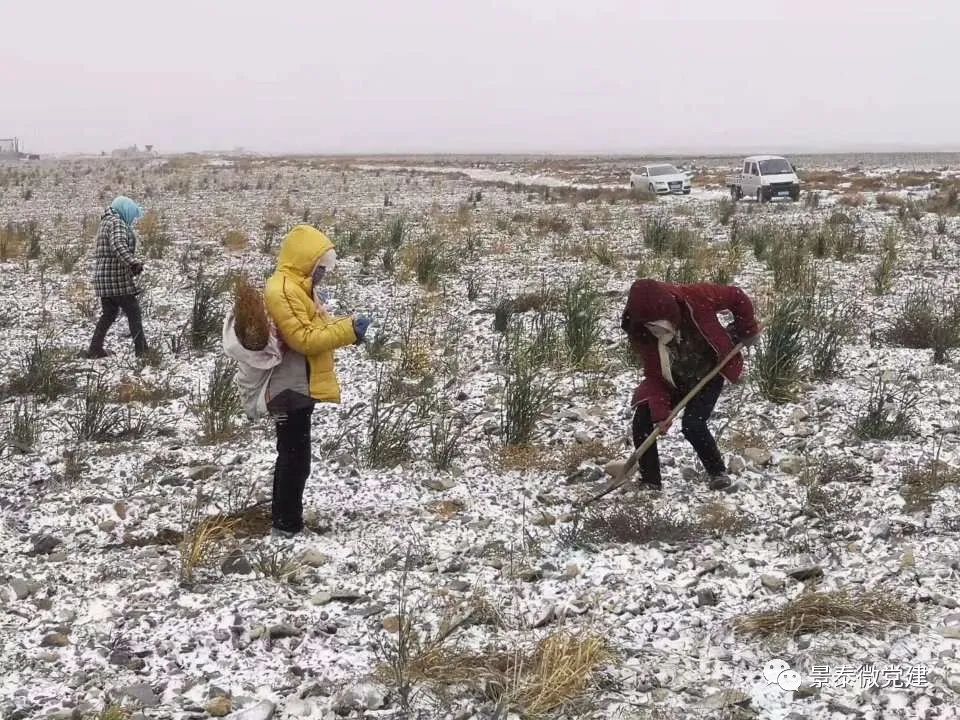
xmin=2 ymin=0 xmax=957 ymax=155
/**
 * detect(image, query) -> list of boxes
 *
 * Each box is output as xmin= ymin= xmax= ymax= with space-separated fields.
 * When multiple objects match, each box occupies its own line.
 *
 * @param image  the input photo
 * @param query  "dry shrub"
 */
xmin=838 ymin=193 xmax=867 ymax=208
xmin=402 ymin=632 xmax=612 ymax=717
xmin=804 ymin=456 xmax=871 ymax=485
xmin=68 ymin=282 xmax=98 ymax=321
xmin=427 ymin=499 xmax=466 ymax=520
xmin=111 ymin=377 xmax=181 ymax=406
xmin=847 ymin=176 xmax=887 ymax=192
xmin=499 ymin=445 xmax=561 ymax=472
xmin=562 ymin=441 xmax=617 ymax=473
xmin=927 ymin=183 xmax=959 ymax=215
xmin=233 ymin=275 xmax=270 ymax=351
xmin=722 ymin=428 xmax=768 ymax=452
xmin=901 ymin=460 xmax=960 ymax=512
xmin=802 ymin=481 xmax=861 ymax=521
xmin=535 ymin=212 xmax=573 ymax=236
xmin=179 ymin=512 xmax=240 ymax=583
xmin=735 ymin=589 xmax=914 ymax=637
xmin=511 ymin=632 xmax=613 ymax=716
xmin=226 ymin=503 xmax=273 ymax=539
xmin=222 ymin=229 xmax=250 ymax=251
xmin=698 ymin=502 xmax=754 ymax=536
xmin=875 ymin=192 xmax=905 ymax=209
xmin=582 ymin=498 xmax=702 ymax=545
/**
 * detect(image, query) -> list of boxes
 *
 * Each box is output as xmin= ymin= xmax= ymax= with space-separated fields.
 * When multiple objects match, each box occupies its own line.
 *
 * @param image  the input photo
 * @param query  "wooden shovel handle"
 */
xmin=576 ymin=342 xmax=747 ymax=509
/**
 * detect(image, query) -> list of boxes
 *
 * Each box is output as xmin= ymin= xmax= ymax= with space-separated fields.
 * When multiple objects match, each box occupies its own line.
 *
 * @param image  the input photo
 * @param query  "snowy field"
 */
xmin=1 ymin=154 xmax=960 ymax=720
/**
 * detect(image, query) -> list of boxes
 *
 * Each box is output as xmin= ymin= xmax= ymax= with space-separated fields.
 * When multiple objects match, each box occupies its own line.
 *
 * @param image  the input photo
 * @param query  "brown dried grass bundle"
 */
xmin=735 ymin=589 xmax=914 ymax=637
xmin=233 ymin=275 xmax=270 ymax=351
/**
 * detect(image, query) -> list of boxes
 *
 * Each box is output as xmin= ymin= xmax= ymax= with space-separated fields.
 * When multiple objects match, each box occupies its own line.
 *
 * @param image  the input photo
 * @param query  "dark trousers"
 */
xmin=272 ymin=406 xmax=314 ymax=532
xmin=89 ymin=295 xmax=148 ymax=356
xmin=632 ymin=375 xmax=726 ymax=488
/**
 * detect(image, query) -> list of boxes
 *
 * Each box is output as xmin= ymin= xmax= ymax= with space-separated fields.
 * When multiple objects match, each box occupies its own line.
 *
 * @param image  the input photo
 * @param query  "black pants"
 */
xmin=632 ymin=375 xmax=726 ymax=488
xmin=90 ymin=295 xmax=148 ymax=356
xmin=272 ymin=406 xmax=314 ymax=532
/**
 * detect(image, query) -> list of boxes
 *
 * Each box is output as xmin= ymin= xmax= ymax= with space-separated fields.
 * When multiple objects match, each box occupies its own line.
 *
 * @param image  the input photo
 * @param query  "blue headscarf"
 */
xmin=110 ymin=196 xmax=145 ymax=227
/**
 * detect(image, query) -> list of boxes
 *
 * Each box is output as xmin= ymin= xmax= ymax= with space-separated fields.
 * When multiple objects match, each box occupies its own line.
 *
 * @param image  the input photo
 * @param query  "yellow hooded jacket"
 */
xmin=264 ymin=225 xmax=357 ymax=409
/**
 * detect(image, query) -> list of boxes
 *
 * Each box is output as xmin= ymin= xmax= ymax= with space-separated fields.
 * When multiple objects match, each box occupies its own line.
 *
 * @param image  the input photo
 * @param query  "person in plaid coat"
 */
xmin=86 ymin=196 xmax=149 ymax=358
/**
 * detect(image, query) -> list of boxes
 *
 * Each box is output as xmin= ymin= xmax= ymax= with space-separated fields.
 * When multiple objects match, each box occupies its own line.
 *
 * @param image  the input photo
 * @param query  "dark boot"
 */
xmin=87 ymin=297 xmax=120 ymax=358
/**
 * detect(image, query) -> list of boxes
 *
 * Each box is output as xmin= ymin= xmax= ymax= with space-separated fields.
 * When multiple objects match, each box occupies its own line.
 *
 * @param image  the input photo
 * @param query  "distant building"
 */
xmin=111 ymin=144 xmax=157 ymax=158
xmin=0 ymin=137 xmax=23 ymax=159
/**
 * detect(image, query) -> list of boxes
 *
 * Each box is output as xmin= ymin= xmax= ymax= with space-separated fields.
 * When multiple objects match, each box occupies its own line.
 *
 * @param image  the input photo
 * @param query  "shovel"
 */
xmin=576 ymin=341 xmax=747 ymax=509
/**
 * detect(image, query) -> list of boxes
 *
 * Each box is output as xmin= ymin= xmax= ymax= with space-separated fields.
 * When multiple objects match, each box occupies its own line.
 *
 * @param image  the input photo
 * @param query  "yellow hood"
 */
xmin=276 ymin=225 xmax=335 ymax=292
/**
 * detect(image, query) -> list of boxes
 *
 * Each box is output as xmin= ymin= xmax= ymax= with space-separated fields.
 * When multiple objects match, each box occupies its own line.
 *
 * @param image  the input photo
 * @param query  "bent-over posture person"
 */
xmin=621 ymin=279 xmax=760 ymax=491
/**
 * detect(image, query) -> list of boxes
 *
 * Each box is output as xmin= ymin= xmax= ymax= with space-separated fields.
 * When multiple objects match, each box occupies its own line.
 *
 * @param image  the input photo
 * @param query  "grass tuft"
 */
xmin=735 ymin=589 xmax=914 ymax=637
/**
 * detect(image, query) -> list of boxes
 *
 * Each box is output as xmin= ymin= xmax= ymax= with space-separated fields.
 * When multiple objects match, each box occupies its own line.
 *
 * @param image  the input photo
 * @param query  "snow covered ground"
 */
xmin=1 ymin=155 xmax=960 ymax=720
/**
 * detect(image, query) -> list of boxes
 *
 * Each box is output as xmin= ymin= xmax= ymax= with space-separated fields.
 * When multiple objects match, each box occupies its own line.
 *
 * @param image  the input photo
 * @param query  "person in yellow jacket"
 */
xmin=264 ymin=225 xmax=371 ymax=538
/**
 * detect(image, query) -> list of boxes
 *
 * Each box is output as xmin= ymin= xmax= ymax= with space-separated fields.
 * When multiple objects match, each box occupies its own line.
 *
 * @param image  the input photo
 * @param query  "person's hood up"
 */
xmin=110 ymin=196 xmax=145 ymax=227
xmin=276 ymin=225 xmax=336 ymax=292
xmin=624 ymin=279 xmax=682 ymax=330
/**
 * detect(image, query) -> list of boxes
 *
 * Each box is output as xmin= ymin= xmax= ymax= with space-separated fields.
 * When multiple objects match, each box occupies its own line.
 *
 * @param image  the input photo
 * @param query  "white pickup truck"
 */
xmin=726 ymin=155 xmax=801 ymax=202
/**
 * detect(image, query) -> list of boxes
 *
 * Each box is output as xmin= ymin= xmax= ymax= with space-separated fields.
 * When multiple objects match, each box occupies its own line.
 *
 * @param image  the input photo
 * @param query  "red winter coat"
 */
xmin=621 ymin=280 xmax=759 ymax=422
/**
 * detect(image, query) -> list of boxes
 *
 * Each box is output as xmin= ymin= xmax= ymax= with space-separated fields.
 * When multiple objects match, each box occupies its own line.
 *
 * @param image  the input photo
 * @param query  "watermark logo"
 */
xmin=763 ymin=658 xmax=801 ymax=691
xmin=763 ymin=658 xmax=929 ymax=691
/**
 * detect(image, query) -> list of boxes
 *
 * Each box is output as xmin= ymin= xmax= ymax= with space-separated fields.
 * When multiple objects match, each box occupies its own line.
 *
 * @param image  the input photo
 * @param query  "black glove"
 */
xmin=130 ymin=261 xmax=144 ymax=276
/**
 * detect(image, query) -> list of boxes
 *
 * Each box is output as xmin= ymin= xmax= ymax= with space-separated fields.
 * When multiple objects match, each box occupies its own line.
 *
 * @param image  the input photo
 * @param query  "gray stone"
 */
xmin=268 ymin=623 xmax=302 ymax=639
xmin=334 ymin=452 xmax=355 ymax=468
xmin=700 ymin=689 xmax=751 ymax=710
xmin=760 ymin=574 xmax=784 ymax=591
xmin=567 ymin=466 xmax=604 ymax=484
xmin=870 ymin=522 xmax=891 ymax=539
xmin=310 ymin=592 xmax=333 ymax=606
xmin=696 ymin=589 xmax=719 ymax=607
xmin=330 ymin=589 xmax=364 ymax=603
xmin=109 ymin=649 xmax=133 ymax=666
xmin=99 ymin=520 xmax=117 ymax=533
xmin=120 ymin=683 xmax=160 ymax=708
xmin=227 ymin=700 xmax=276 ymax=720
xmin=787 ymin=565 xmax=823 ymax=582
xmin=284 ymin=699 xmax=310 ymax=718
xmin=422 ymin=477 xmax=456 ymax=492
xmin=221 ymin=550 xmax=253 ymax=576
xmin=206 ymin=696 xmax=232 ymax=717
xmin=777 ymin=455 xmax=804 ymax=475
xmin=31 ymin=534 xmax=62 ymax=555
xmin=726 ymin=455 xmax=745 ymax=475
xmin=188 ymin=465 xmax=219 ymax=481
xmin=40 ymin=633 xmax=69 ymax=648
xmin=681 ymin=466 xmax=700 ymax=482
xmin=531 ymin=512 xmax=556 ymax=527
xmin=573 ymin=430 xmax=593 ymax=444
xmin=447 ymin=580 xmax=471 ymax=592
xmin=934 ymin=593 xmax=959 ymax=609
xmin=743 ymin=448 xmax=772 ymax=467
xmin=939 ymin=626 xmax=960 ymax=639
xmin=9 ymin=578 xmax=37 ymax=600
xmin=331 ymin=683 xmax=386 ymax=714
xmin=299 ymin=549 xmax=329 ymax=568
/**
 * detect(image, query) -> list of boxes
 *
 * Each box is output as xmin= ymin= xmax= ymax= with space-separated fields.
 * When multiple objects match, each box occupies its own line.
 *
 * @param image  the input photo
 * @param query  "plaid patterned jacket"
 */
xmin=92 ymin=209 xmax=140 ymax=297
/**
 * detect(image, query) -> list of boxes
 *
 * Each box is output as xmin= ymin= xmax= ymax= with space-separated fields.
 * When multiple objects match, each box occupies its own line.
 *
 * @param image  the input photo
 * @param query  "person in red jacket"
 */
xmin=621 ymin=279 xmax=761 ymax=491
